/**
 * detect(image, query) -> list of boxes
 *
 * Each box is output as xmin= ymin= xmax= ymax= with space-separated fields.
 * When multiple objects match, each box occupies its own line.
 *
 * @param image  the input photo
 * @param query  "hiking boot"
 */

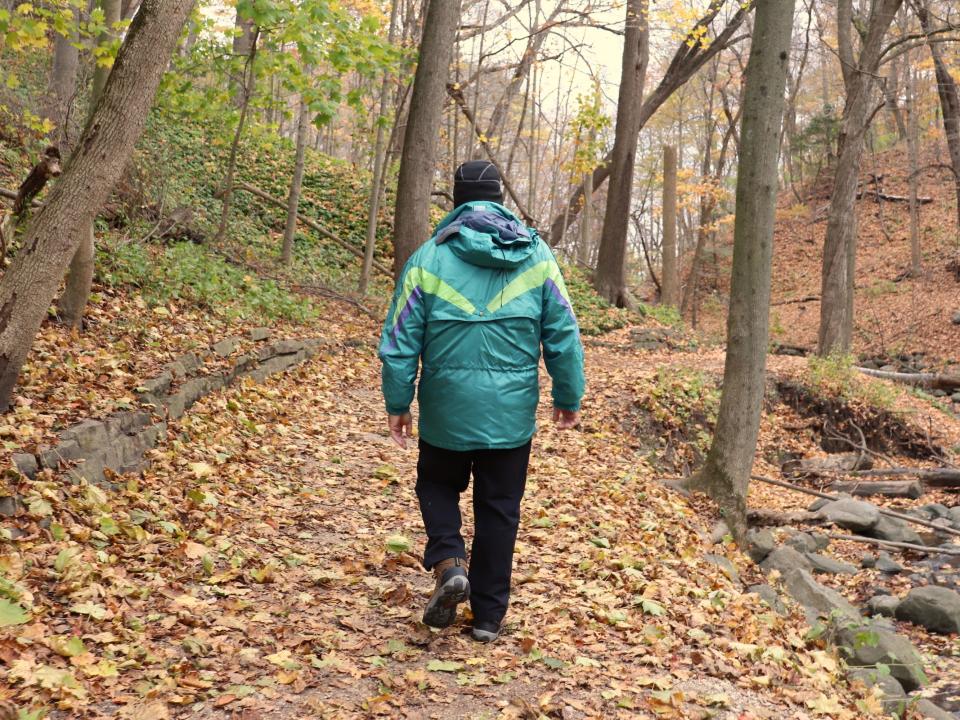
xmin=471 ymin=619 xmax=501 ymax=643
xmin=422 ymin=558 xmax=469 ymax=629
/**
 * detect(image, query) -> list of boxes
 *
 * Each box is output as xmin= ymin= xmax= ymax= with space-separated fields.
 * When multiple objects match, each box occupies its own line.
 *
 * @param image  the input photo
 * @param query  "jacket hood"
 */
xmin=432 ymin=202 xmax=537 ymax=269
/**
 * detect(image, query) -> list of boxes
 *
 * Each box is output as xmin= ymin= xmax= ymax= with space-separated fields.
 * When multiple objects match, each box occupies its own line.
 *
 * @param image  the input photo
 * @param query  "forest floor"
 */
xmin=5 ymin=303 xmax=914 ymax=720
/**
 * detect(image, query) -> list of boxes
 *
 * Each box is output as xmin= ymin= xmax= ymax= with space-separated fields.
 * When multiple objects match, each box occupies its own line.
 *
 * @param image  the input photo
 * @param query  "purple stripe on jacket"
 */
xmin=544 ymin=278 xmax=576 ymax=323
xmin=386 ymin=286 xmax=424 ymax=350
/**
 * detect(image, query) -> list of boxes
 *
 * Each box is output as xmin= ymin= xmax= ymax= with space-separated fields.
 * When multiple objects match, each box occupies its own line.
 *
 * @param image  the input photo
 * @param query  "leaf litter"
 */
xmin=2 ymin=309 xmax=895 ymax=719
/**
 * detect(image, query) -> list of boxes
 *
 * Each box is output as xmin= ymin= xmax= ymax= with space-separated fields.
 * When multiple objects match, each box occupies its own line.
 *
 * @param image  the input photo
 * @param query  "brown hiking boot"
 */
xmin=422 ymin=558 xmax=469 ymax=628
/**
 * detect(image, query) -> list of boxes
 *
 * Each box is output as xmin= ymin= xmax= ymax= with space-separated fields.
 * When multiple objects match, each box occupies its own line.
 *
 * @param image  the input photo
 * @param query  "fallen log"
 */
xmin=750 ymin=473 xmax=960 ymax=539
xmin=847 ymin=467 xmax=960 ymax=488
xmin=827 ymin=479 xmax=924 ymax=499
xmin=855 ymin=366 xmax=960 ymax=392
xmin=856 ymin=188 xmax=933 ymax=204
xmin=234 ymin=182 xmax=393 ymax=278
xmin=828 ymin=533 xmax=960 ymax=556
xmin=747 ymin=508 xmax=819 ymax=526
xmin=783 ymin=452 xmax=872 ymax=477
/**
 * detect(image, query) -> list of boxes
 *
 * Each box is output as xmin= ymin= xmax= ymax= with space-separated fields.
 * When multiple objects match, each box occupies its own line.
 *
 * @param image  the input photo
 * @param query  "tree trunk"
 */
xmin=231 ymin=10 xmax=256 ymax=108
xmin=593 ymin=0 xmax=648 ymax=307
xmin=684 ymin=0 xmax=795 ymax=543
xmin=904 ymin=51 xmax=922 ymax=275
xmin=391 ymin=0 xmax=461 ymax=278
xmin=282 ymin=92 xmax=310 ymax=266
xmin=59 ymin=0 xmax=122 ymax=329
xmin=660 ymin=144 xmax=679 ymax=307
xmin=817 ymin=0 xmax=903 ymax=356
xmin=216 ymin=26 xmax=260 ymax=244
xmin=578 ymin=168 xmax=592 ymax=266
xmin=914 ymin=0 xmax=960 ymax=228
xmin=0 ymin=0 xmax=194 ymax=411
xmin=46 ymin=4 xmax=80 ymax=148
xmin=547 ymin=1 xmax=752 ymax=245
xmin=359 ymin=0 xmax=399 ymax=295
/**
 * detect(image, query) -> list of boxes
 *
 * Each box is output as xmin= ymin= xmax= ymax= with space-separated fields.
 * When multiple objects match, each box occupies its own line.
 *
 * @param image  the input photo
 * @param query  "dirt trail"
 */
xmin=136 ymin=333 xmax=863 ymax=719
xmin=8 ymin=323 xmax=875 ymax=719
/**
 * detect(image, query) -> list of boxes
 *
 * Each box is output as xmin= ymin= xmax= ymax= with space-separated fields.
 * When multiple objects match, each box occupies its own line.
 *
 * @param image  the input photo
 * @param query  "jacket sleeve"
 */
xmin=379 ymin=262 xmax=426 ymax=415
xmin=540 ymin=260 xmax=585 ymax=411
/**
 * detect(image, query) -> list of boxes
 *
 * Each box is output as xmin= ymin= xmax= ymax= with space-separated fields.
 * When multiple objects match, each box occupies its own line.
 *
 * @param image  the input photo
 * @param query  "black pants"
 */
xmin=416 ymin=439 xmax=531 ymax=624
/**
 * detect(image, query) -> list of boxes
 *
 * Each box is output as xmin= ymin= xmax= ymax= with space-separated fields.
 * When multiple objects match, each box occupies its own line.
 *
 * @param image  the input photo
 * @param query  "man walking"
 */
xmin=379 ymin=160 xmax=585 ymax=642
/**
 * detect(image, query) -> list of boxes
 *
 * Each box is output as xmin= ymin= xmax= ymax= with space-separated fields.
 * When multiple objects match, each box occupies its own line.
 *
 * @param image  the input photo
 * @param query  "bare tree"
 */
xmin=547 ymin=0 xmax=753 ymax=245
xmin=392 ymin=0 xmax=462 ymax=278
xmin=593 ymin=0 xmax=649 ymax=307
xmin=59 ymin=0 xmax=122 ymax=328
xmin=913 ymin=0 xmax=960 ymax=228
xmin=282 ymin=91 xmax=310 ymax=266
xmin=684 ymin=0 xmax=796 ymax=543
xmin=0 ymin=0 xmax=195 ymax=411
xmin=660 ymin=144 xmax=679 ymax=307
xmin=359 ymin=0 xmax=400 ymax=295
xmin=817 ymin=0 xmax=903 ymax=355
xmin=46 ymin=4 xmax=80 ymax=149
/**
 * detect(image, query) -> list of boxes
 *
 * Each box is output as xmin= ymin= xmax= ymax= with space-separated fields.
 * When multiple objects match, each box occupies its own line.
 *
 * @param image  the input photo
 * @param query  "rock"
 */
xmin=875 ymin=552 xmax=905 ymax=574
xmin=952 ymin=392 xmax=960 ymax=404
xmin=868 ymin=515 xmax=925 ymax=546
xmin=815 ymin=497 xmax=880 ymax=532
xmin=949 ymin=507 xmax=960 ymax=527
xmin=167 ymin=352 xmax=200 ymax=378
xmin=709 ymin=521 xmax=730 ymax=545
xmin=761 ymin=546 xmax=813 ymax=576
xmin=213 ymin=337 xmax=240 ymax=357
xmin=808 ymin=492 xmax=852 ymax=512
xmin=248 ymin=327 xmax=271 ymax=342
xmin=805 ymin=552 xmax=858 ymax=575
xmin=38 ymin=439 xmax=83 ymax=469
xmin=848 ymin=668 xmax=906 ymax=715
xmin=910 ymin=697 xmax=956 ymax=720
xmin=932 ymin=389 xmax=947 ymax=398
xmin=861 ymin=553 xmax=877 ymax=568
xmin=746 ymin=528 xmax=776 ymax=563
xmin=881 ymin=364 xmax=897 ymax=372
xmin=747 ymin=584 xmax=787 ymax=615
xmin=138 ymin=372 xmax=172 ymax=400
xmin=781 ymin=568 xmax=860 ymax=622
xmin=105 ymin=411 xmax=151 ymax=436
xmin=785 ymin=531 xmax=819 ymax=554
xmin=836 ymin=620 xmax=926 ymax=691
xmin=12 ymin=453 xmax=38 ymax=478
xmin=274 ymin=339 xmax=306 ymax=355
xmin=921 ymin=503 xmax=951 ymax=520
xmin=703 ymin=554 xmax=740 ymax=584
xmin=0 ymin=495 xmax=23 ymax=517
xmin=953 ymin=311 xmax=960 ymax=325
xmin=810 ymin=531 xmax=831 ymax=551
xmin=895 ymin=586 xmax=960 ymax=634
xmin=866 ymin=594 xmax=900 ymax=618
xmin=60 ymin=419 xmax=109 ymax=452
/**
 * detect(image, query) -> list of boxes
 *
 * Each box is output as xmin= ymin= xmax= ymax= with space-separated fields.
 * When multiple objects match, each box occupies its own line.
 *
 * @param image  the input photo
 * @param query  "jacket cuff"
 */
xmin=386 ymin=403 xmax=410 ymax=416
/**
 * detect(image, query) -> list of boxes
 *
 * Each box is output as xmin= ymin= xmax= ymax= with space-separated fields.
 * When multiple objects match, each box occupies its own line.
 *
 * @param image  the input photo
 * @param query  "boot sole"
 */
xmin=422 ymin=574 xmax=470 ymax=629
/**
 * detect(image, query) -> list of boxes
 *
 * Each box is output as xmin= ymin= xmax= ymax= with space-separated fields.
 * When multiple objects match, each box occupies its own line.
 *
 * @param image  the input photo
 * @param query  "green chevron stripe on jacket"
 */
xmin=379 ymin=201 xmax=585 ymax=451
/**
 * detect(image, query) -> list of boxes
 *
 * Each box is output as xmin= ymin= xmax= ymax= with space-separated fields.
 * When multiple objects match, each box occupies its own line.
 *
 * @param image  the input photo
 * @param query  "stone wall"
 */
xmin=9 ymin=328 xmax=325 ymax=488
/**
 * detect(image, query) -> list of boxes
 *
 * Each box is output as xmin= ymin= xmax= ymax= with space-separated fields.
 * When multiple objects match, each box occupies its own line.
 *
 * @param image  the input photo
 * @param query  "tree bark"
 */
xmin=281 ymin=92 xmax=310 ymax=266
xmin=914 ymin=0 xmax=960 ymax=229
xmin=904 ymin=50 xmax=922 ymax=274
xmin=578 ymin=167 xmax=592 ymax=267
xmin=59 ymin=0 xmax=122 ymax=329
xmin=827 ymin=480 xmax=923 ymax=499
xmin=359 ymin=0 xmax=400 ymax=295
xmin=546 ymin=0 xmax=752 ymax=245
xmin=0 ymin=0 xmax=195 ymax=411
xmin=593 ymin=0 xmax=649 ymax=307
xmin=231 ymin=9 xmax=256 ymax=108
xmin=817 ymin=0 xmax=903 ymax=355
xmin=391 ymin=0 xmax=462 ymax=278
xmin=684 ymin=0 xmax=795 ymax=543
xmin=660 ymin=144 xmax=679 ymax=307
xmin=46 ymin=4 xmax=80 ymax=148
xmin=216 ymin=25 xmax=260 ymax=244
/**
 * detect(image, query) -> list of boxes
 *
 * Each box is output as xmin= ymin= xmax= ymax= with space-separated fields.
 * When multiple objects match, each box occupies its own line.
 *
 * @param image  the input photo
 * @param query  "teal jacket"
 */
xmin=379 ymin=201 xmax=585 ymax=451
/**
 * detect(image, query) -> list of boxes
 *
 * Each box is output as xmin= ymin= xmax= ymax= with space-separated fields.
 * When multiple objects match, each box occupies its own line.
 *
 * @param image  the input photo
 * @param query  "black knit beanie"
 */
xmin=453 ymin=160 xmax=504 ymax=207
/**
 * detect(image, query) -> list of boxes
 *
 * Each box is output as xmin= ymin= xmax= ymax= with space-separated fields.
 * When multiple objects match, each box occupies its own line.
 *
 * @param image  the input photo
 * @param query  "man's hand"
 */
xmin=552 ymin=407 xmax=580 ymax=430
xmin=388 ymin=412 xmax=414 ymax=448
